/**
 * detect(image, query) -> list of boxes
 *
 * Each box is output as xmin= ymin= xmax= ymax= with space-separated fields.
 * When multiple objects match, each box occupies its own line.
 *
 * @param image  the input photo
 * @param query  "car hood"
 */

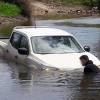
xmin=33 ymin=52 xmax=100 ymax=70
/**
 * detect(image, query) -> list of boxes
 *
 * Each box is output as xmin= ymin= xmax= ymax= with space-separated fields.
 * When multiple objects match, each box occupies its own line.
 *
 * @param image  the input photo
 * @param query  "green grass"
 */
xmin=0 ymin=0 xmax=32 ymax=17
xmin=0 ymin=2 xmax=20 ymax=16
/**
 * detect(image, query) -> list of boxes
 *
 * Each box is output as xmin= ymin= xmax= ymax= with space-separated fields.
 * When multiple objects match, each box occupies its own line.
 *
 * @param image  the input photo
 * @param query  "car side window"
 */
xmin=19 ymin=36 xmax=29 ymax=50
xmin=69 ymin=38 xmax=79 ymax=51
xmin=10 ymin=32 xmax=21 ymax=49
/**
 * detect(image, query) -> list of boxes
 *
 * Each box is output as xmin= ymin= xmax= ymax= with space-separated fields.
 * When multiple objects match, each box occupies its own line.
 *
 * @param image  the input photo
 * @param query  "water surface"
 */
xmin=0 ymin=16 xmax=100 ymax=100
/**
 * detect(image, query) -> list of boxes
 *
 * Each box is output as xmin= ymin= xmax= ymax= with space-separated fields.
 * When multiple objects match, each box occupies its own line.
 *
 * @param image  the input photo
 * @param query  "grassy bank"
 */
xmin=0 ymin=2 xmax=20 ymax=16
xmin=0 ymin=0 xmax=32 ymax=17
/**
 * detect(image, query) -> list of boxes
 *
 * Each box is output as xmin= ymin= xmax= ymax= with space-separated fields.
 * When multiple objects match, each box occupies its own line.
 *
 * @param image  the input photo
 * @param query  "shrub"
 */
xmin=0 ymin=2 xmax=20 ymax=16
xmin=16 ymin=0 xmax=32 ymax=18
xmin=0 ymin=0 xmax=32 ymax=17
xmin=98 ymin=0 xmax=100 ymax=14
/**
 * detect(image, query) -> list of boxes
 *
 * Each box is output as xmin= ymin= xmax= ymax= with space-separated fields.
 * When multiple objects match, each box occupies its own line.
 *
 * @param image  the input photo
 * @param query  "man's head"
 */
xmin=80 ymin=55 xmax=89 ymax=66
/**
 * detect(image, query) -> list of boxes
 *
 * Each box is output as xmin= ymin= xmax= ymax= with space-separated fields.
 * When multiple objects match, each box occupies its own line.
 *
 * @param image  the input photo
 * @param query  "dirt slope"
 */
xmin=31 ymin=1 xmax=85 ymax=16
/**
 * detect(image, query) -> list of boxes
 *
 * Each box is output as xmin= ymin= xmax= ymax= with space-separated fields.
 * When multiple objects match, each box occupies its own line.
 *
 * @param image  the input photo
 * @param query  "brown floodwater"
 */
xmin=0 ymin=16 xmax=100 ymax=100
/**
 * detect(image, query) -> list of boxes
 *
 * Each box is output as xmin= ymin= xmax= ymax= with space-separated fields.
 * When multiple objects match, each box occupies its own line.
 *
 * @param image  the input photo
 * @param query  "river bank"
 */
xmin=0 ymin=2 xmax=27 ymax=25
xmin=0 ymin=15 xmax=27 ymax=25
xmin=31 ymin=1 xmax=99 ymax=16
xmin=0 ymin=1 xmax=99 ymax=25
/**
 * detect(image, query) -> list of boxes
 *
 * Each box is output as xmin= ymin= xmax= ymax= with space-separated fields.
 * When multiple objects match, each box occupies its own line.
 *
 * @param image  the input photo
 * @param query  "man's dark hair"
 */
xmin=80 ymin=55 xmax=89 ymax=60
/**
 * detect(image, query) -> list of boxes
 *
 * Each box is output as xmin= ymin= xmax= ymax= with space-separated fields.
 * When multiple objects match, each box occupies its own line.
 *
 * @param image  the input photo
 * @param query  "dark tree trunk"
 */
xmin=98 ymin=0 xmax=100 ymax=14
xmin=90 ymin=0 xmax=93 ymax=7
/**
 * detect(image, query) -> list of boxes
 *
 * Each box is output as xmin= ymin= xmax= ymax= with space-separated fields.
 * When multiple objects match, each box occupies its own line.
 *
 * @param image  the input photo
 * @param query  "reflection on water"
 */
xmin=80 ymin=73 xmax=98 ymax=89
xmin=64 ymin=16 xmax=100 ymax=24
xmin=0 ymin=58 xmax=100 ymax=100
xmin=0 ymin=17 xmax=100 ymax=100
xmin=0 ymin=19 xmax=33 ymax=37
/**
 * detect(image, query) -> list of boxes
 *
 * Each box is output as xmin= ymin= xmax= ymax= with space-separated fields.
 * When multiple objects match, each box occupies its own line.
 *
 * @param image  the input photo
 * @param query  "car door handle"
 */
xmin=15 ymin=55 xmax=18 ymax=59
xmin=6 ymin=50 xmax=9 ymax=53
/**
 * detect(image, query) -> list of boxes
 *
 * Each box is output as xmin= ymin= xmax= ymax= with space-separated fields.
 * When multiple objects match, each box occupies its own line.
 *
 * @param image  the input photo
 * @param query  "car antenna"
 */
xmin=33 ymin=3 xmax=36 ymax=28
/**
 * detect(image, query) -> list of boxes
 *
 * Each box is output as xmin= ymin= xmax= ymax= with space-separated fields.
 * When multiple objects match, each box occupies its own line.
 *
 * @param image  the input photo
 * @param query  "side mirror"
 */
xmin=18 ymin=48 xmax=28 ymax=55
xmin=84 ymin=46 xmax=90 ymax=52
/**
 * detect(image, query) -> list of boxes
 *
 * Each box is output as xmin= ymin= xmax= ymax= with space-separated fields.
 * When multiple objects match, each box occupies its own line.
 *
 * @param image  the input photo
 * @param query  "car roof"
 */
xmin=14 ymin=27 xmax=73 ymax=37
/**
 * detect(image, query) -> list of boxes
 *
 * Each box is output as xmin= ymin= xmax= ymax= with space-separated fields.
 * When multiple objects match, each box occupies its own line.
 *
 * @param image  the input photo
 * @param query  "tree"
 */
xmin=98 ymin=0 xmax=100 ymax=14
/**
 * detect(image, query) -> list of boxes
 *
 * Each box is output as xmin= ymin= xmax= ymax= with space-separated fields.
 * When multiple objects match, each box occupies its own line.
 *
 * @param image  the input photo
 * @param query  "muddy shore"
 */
xmin=0 ymin=15 xmax=27 ymax=25
xmin=31 ymin=1 xmax=99 ymax=16
xmin=0 ymin=1 xmax=99 ymax=25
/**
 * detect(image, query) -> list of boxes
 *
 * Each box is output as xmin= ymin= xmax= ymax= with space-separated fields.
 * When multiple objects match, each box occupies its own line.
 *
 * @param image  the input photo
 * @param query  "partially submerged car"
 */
xmin=0 ymin=26 xmax=100 ymax=70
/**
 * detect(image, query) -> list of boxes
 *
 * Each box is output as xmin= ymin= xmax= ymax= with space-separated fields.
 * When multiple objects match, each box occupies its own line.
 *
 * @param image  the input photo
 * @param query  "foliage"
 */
xmin=0 ymin=2 xmax=20 ymax=16
xmin=0 ymin=0 xmax=32 ymax=17
xmin=98 ymin=0 xmax=100 ymax=13
xmin=0 ymin=0 xmax=100 ymax=16
xmin=15 ymin=0 xmax=32 ymax=18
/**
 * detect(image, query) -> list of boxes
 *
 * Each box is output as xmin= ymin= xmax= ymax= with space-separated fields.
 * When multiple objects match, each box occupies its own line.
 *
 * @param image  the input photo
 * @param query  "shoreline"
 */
xmin=0 ymin=14 xmax=99 ymax=26
xmin=0 ymin=15 xmax=28 ymax=25
xmin=31 ymin=1 xmax=99 ymax=16
xmin=0 ymin=1 xmax=99 ymax=25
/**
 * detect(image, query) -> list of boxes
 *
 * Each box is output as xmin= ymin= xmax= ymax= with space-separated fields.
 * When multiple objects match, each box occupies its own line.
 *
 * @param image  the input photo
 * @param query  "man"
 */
xmin=80 ymin=55 xmax=99 ymax=73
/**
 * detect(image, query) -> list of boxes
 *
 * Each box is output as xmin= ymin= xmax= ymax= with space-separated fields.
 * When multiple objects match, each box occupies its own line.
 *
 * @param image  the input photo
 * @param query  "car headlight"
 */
xmin=98 ymin=65 xmax=100 ymax=68
xmin=45 ymin=68 xmax=51 ymax=71
xmin=41 ymin=64 xmax=60 ymax=71
xmin=45 ymin=67 xmax=60 ymax=71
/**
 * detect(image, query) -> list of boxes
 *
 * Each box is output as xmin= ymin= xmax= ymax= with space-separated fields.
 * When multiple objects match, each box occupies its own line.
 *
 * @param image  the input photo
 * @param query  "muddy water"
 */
xmin=0 ymin=17 xmax=100 ymax=100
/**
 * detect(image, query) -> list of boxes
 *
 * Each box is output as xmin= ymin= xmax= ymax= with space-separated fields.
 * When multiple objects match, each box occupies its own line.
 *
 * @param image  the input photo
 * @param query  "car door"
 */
xmin=17 ymin=35 xmax=29 ymax=64
xmin=6 ymin=32 xmax=21 ymax=61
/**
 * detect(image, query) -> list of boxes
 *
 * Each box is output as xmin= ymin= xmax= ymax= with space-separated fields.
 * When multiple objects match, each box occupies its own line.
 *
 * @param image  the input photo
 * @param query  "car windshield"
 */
xmin=31 ymin=36 xmax=84 ymax=54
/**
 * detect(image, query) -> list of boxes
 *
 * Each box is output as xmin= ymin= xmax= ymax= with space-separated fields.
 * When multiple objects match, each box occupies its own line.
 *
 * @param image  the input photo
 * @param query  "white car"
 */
xmin=0 ymin=26 xmax=100 ymax=70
